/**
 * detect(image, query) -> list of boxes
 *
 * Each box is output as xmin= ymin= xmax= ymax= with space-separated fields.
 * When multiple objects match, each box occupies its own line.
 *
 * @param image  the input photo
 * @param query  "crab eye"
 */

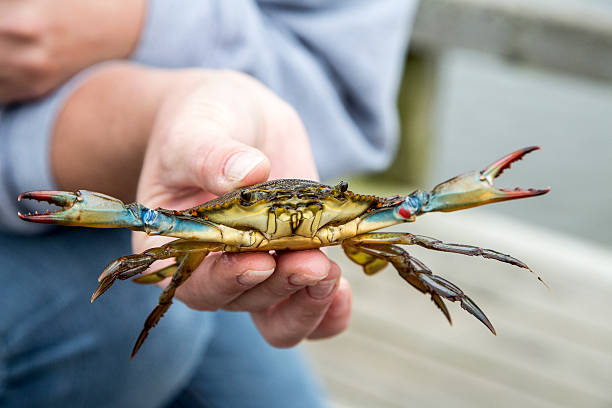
xmin=240 ymin=190 xmax=253 ymax=202
xmin=338 ymin=181 xmax=348 ymax=193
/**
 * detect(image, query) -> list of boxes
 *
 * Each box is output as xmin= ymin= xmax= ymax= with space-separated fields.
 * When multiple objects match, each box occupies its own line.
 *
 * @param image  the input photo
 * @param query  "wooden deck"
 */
xmin=302 ymin=3 xmax=612 ymax=403
xmin=304 ymin=203 xmax=612 ymax=407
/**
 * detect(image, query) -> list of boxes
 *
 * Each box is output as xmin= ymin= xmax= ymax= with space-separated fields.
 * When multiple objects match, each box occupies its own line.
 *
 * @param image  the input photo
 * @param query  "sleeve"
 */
xmin=133 ymin=0 xmax=419 ymax=180
xmin=0 ymin=96 xmax=65 ymax=233
xmin=0 ymin=71 xmax=96 ymax=233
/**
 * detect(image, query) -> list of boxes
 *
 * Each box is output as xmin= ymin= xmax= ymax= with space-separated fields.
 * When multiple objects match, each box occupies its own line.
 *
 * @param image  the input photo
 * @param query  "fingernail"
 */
xmin=224 ymin=151 xmax=265 ymax=182
xmin=288 ymin=273 xmax=326 ymax=286
xmin=307 ymin=278 xmax=337 ymax=299
xmin=237 ymin=268 xmax=274 ymax=286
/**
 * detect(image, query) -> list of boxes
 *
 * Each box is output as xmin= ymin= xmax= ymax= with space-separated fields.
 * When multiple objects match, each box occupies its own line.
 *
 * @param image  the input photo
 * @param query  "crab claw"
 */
xmin=18 ymin=190 xmax=142 ymax=229
xmin=422 ymin=146 xmax=550 ymax=213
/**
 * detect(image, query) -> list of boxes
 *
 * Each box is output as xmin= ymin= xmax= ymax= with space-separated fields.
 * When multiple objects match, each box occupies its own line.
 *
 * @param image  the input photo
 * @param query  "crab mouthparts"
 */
xmin=17 ymin=191 xmax=78 ymax=223
xmin=481 ymin=146 xmax=550 ymax=198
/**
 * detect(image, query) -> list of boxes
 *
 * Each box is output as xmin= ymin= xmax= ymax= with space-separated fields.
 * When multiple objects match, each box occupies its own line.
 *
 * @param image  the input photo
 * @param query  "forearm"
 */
xmin=51 ymin=63 xmax=197 ymax=202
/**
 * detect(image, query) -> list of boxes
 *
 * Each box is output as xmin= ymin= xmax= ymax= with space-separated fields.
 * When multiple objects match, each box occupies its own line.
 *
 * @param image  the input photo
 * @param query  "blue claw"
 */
xmin=18 ymin=190 xmax=143 ymax=229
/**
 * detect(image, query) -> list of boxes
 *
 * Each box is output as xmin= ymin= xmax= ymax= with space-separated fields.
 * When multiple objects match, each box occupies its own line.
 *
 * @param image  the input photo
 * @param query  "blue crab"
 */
xmin=19 ymin=147 xmax=549 ymax=357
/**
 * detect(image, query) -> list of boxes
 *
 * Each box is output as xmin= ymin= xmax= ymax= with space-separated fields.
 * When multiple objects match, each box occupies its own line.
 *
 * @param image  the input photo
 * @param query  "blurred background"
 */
xmin=305 ymin=0 xmax=612 ymax=407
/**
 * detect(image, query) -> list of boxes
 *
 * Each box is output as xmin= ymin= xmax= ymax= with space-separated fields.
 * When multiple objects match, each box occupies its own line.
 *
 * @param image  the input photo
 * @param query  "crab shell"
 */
xmin=174 ymin=179 xmax=383 ymax=242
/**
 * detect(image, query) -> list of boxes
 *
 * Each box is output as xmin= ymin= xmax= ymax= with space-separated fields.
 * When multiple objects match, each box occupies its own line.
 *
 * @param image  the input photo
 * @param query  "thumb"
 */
xmin=190 ymin=141 xmax=271 ymax=196
xmin=142 ymin=82 xmax=273 ymax=198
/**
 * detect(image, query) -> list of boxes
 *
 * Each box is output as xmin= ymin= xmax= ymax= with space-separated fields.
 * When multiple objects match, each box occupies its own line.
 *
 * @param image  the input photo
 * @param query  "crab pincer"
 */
xmin=421 ymin=146 xmax=550 ymax=213
xmin=18 ymin=190 xmax=144 ymax=228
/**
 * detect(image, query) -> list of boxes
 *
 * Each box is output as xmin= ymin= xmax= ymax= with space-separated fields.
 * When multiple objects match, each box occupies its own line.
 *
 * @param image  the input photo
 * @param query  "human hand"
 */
xmin=0 ymin=0 xmax=145 ymax=103
xmin=134 ymin=71 xmax=351 ymax=347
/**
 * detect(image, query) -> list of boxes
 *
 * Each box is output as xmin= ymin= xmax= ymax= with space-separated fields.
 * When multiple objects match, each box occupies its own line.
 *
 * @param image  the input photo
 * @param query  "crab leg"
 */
xmin=91 ymin=240 xmax=224 ymax=302
xmin=131 ymin=250 xmax=208 ymax=358
xmin=342 ymin=244 xmax=389 ymax=276
xmin=353 ymin=243 xmax=453 ymax=327
xmin=349 ymin=232 xmax=546 ymax=286
xmin=342 ymin=241 xmax=494 ymax=334
xmin=344 ymin=240 xmax=454 ymax=326
xmin=131 ymin=263 xmax=179 ymax=284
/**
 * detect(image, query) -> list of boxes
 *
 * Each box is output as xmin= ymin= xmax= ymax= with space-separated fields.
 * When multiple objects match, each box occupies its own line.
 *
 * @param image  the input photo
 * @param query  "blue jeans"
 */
xmin=0 ymin=228 xmax=325 ymax=407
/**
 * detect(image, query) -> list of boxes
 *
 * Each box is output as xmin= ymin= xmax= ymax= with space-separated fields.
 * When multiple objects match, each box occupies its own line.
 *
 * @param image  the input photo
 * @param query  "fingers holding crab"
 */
xmin=226 ymin=249 xmax=332 ymax=311
xmin=172 ymin=248 xmax=350 ymax=348
xmin=250 ymin=258 xmax=347 ymax=348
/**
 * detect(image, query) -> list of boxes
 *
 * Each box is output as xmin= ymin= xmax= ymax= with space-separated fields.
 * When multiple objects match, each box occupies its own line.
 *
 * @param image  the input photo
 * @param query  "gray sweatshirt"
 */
xmin=0 ymin=0 xmax=418 ymax=232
